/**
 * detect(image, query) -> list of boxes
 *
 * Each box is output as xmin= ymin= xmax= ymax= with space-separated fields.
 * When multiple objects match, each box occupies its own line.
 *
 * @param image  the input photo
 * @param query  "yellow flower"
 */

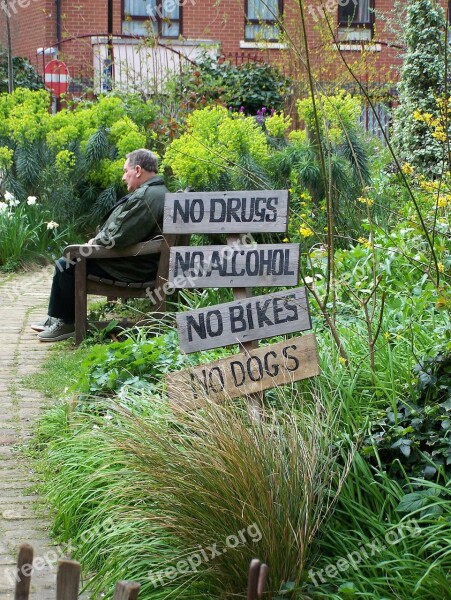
xmin=357 ymin=196 xmax=374 ymax=206
xmin=299 ymin=225 xmax=314 ymax=238
xmin=358 ymin=237 xmax=371 ymax=248
xmin=436 ymin=296 xmax=448 ymax=310
xmin=437 ymin=196 xmax=449 ymax=208
xmin=282 ymin=237 xmax=289 ymax=243
xmin=413 ymin=109 xmax=423 ymax=121
xmin=437 ymin=262 xmax=445 ymax=273
xmin=383 ymin=332 xmax=390 ymax=339
xmin=401 ymin=162 xmax=414 ymax=175
xmin=432 ymin=129 xmax=447 ymax=142
xmin=419 ymin=179 xmax=436 ymax=191
xmin=301 ymin=213 xmax=307 ymax=218
xmin=338 ymin=356 xmax=347 ymax=365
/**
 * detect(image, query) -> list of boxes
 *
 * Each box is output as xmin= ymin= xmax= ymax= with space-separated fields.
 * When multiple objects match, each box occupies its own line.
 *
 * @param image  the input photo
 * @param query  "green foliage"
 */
xmin=0 ymin=89 xmax=161 ymax=265
xmin=0 ymin=51 xmax=44 ymax=93
xmin=163 ymin=105 xmax=270 ymax=190
xmin=365 ymin=350 xmax=451 ymax=482
xmin=309 ymin=454 xmax=451 ymax=599
xmin=0 ymin=190 xmax=74 ymax=270
xmin=76 ymin=329 xmax=188 ymax=399
xmin=392 ymin=0 xmax=447 ymax=175
xmin=179 ymin=53 xmax=289 ymax=114
xmin=35 ymin=385 xmax=344 ymax=599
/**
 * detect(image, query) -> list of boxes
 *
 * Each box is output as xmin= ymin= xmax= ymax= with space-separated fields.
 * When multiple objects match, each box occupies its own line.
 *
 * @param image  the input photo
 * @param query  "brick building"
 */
xmin=0 ymin=0 xmax=448 ymax=101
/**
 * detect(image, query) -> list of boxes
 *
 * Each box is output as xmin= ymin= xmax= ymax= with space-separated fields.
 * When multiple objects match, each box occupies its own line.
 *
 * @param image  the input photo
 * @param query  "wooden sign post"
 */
xmin=163 ymin=190 xmax=319 ymax=413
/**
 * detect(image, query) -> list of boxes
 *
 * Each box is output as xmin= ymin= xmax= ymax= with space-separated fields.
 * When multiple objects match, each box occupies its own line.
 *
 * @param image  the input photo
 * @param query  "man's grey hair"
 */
xmin=126 ymin=149 xmax=159 ymax=173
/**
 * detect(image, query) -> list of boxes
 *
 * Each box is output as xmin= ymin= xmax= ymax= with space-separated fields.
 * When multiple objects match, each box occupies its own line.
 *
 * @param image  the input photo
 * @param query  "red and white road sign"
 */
xmin=44 ymin=59 xmax=69 ymax=97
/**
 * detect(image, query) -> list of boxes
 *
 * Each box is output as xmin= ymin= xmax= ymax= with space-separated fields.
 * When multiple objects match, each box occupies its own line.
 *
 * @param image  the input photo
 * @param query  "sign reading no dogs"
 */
xmin=167 ymin=334 xmax=320 ymax=405
xmin=164 ymin=190 xmax=289 ymax=233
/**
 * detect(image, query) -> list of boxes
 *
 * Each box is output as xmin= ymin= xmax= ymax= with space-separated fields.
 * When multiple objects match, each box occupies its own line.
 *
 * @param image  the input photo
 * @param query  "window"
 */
xmin=245 ymin=0 xmax=282 ymax=41
xmin=338 ymin=0 xmax=373 ymax=41
xmin=122 ymin=0 xmax=181 ymax=38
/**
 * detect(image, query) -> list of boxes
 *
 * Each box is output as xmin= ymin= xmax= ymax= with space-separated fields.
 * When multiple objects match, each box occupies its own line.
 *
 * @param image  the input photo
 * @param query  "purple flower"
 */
xmin=239 ymin=106 xmax=245 ymax=113
xmin=261 ymin=107 xmax=267 ymax=113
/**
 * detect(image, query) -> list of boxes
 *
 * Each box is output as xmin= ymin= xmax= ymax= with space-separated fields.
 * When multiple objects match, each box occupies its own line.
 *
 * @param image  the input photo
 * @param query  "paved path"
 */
xmin=0 ymin=266 xmax=70 ymax=599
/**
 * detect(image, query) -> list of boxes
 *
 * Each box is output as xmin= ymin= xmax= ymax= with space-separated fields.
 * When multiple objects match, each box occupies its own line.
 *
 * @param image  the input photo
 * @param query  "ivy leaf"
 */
xmin=396 ymin=488 xmax=439 ymax=513
xmin=391 ymin=438 xmax=412 ymax=457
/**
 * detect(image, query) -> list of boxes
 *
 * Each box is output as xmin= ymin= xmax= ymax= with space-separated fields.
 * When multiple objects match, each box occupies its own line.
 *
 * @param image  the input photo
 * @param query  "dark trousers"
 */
xmin=48 ymin=257 xmax=112 ymax=324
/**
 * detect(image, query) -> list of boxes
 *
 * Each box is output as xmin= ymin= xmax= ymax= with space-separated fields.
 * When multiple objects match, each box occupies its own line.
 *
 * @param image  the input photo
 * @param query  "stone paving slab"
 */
xmin=0 ymin=267 xmax=89 ymax=599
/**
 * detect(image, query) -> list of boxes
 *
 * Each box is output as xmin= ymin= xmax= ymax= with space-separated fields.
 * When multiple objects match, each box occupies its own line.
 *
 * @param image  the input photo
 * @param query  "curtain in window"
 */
xmin=339 ymin=0 xmax=370 ymax=25
xmin=247 ymin=0 xmax=279 ymax=21
xmin=124 ymin=0 xmax=153 ymax=17
xmin=161 ymin=0 xmax=180 ymax=36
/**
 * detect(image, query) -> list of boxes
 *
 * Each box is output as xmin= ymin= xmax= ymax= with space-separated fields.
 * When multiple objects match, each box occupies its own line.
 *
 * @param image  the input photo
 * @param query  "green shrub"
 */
xmin=0 ymin=89 xmax=161 ymax=266
xmin=178 ymin=53 xmax=289 ymax=114
xmin=0 ymin=51 xmax=44 ymax=93
xmin=364 ymin=349 xmax=451 ymax=482
xmin=392 ymin=0 xmax=447 ymax=175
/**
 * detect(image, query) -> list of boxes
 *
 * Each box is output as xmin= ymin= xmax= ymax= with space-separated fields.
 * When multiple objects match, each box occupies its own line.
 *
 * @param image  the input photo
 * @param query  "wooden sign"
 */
xmin=164 ymin=190 xmax=289 ymax=234
xmin=176 ymin=287 xmax=311 ymax=353
xmin=168 ymin=244 xmax=300 ymax=288
xmin=167 ymin=334 xmax=320 ymax=406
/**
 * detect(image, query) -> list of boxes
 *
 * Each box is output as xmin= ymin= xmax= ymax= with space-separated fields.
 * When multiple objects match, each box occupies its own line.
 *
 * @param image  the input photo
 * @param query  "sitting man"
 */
xmin=32 ymin=148 xmax=168 ymax=342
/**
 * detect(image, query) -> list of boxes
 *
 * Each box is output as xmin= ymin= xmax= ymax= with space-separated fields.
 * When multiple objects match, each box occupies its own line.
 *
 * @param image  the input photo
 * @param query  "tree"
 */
xmin=392 ymin=0 xmax=446 ymax=176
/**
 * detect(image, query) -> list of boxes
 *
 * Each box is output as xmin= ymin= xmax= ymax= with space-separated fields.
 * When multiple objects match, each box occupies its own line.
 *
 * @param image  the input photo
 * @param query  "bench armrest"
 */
xmin=63 ymin=238 xmax=164 ymax=260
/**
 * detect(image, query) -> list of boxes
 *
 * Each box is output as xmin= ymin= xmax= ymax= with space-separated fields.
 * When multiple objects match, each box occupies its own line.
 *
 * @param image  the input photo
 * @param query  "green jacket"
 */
xmin=92 ymin=175 xmax=167 ymax=282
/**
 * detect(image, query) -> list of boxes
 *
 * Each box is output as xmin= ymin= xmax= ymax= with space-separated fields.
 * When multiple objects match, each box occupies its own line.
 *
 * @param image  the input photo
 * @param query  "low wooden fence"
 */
xmin=13 ymin=544 xmax=267 ymax=599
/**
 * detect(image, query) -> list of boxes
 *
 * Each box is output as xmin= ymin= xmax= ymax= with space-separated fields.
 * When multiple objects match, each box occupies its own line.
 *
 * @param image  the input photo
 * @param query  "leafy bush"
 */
xmin=0 ymin=189 xmax=74 ymax=270
xmin=163 ymin=105 xmax=271 ymax=190
xmin=0 ymin=89 xmax=161 ymax=266
xmin=392 ymin=0 xmax=447 ymax=175
xmin=178 ymin=53 xmax=290 ymax=114
xmin=0 ymin=51 xmax=44 ymax=92
xmin=365 ymin=350 xmax=451 ymax=482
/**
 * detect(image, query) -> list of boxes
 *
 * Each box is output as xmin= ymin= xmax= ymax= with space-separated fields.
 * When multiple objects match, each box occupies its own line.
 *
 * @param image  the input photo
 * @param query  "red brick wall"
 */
xmin=2 ymin=0 xmax=449 ymax=90
xmin=1 ymin=0 xmax=55 ymax=72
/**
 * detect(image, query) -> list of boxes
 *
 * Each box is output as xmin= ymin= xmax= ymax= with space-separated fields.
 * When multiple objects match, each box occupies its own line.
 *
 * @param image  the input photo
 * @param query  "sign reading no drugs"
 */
xmin=164 ymin=190 xmax=289 ymax=233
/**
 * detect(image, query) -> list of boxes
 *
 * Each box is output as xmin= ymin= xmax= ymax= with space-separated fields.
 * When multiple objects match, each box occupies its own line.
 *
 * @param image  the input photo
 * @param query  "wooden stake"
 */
xmin=227 ymin=235 xmax=264 ymax=421
xmin=55 ymin=559 xmax=80 ymax=600
xmin=113 ymin=581 xmax=140 ymax=599
xmin=14 ymin=544 xmax=33 ymax=600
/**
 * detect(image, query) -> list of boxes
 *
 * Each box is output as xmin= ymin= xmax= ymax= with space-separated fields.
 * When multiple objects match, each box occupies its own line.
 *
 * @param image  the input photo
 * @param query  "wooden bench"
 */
xmin=64 ymin=233 xmax=189 ymax=344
